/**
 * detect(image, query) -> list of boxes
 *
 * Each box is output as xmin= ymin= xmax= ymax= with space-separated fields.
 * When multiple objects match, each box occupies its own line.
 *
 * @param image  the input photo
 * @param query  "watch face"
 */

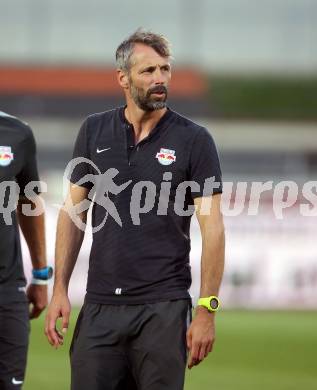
xmin=210 ymin=298 xmax=219 ymax=310
xmin=47 ymin=266 xmax=53 ymax=279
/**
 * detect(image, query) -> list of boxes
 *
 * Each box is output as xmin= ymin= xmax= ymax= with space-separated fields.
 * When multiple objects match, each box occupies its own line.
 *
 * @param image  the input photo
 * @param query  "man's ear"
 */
xmin=117 ymin=69 xmax=129 ymax=89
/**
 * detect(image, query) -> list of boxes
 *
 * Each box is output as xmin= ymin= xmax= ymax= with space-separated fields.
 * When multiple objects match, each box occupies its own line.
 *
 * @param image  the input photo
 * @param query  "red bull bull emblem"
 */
xmin=0 ymin=146 xmax=14 ymax=167
xmin=155 ymin=148 xmax=176 ymax=166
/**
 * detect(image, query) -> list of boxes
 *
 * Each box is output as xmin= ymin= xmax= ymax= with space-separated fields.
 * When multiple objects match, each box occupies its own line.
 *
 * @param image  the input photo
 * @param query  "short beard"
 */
xmin=129 ymin=81 xmax=168 ymax=112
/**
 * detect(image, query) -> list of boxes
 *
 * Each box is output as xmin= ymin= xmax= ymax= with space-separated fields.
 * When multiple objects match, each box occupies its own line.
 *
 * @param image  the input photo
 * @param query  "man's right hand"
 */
xmin=45 ymin=293 xmax=71 ymax=348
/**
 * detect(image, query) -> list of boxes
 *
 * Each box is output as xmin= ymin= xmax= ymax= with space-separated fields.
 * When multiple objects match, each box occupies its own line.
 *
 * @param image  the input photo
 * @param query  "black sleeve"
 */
xmin=188 ymin=127 xmax=222 ymax=198
xmin=68 ymin=118 xmax=94 ymax=189
xmin=16 ymin=127 xmax=40 ymax=196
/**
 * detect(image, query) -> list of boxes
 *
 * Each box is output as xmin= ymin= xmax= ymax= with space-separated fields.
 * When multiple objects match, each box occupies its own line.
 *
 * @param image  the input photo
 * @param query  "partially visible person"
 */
xmin=0 ymin=111 xmax=51 ymax=389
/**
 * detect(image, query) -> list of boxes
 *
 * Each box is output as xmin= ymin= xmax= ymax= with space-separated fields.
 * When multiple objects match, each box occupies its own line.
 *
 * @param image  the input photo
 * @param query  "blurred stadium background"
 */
xmin=1 ymin=0 xmax=316 ymax=389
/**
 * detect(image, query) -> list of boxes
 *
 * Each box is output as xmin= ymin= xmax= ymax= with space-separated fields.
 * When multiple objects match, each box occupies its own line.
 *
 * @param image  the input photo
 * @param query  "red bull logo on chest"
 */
xmin=0 ymin=146 xmax=14 ymax=167
xmin=155 ymin=148 xmax=176 ymax=166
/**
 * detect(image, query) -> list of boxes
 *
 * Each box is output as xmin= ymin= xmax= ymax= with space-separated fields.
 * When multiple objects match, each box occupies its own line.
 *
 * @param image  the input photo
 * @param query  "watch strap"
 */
xmin=32 ymin=266 xmax=53 ymax=281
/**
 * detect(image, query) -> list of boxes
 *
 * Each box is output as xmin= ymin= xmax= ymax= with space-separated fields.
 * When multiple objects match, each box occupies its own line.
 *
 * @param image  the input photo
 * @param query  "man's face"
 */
xmin=127 ymin=43 xmax=171 ymax=111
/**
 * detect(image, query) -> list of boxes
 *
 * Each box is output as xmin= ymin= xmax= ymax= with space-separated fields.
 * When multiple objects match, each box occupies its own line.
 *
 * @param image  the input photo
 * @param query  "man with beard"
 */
xmin=0 ymin=111 xmax=50 ymax=389
xmin=45 ymin=29 xmax=225 ymax=390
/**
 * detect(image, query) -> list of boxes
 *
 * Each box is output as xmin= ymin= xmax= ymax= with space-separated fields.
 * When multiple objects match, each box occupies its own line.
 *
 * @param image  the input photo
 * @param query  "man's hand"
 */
xmin=45 ymin=293 xmax=71 ymax=349
xmin=27 ymin=284 xmax=48 ymax=319
xmin=186 ymin=307 xmax=216 ymax=369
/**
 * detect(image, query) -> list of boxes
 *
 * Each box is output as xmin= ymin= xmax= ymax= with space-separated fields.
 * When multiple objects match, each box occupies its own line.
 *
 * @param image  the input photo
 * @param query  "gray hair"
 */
xmin=116 ymin=28 xmax=171 ymax=72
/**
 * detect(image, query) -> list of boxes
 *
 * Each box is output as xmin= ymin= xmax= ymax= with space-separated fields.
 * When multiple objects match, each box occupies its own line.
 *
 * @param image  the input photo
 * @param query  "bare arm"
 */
xmin=53 ymin=184 xmax=89 ymax=294
xmin=17 ymin=195 xmax=47 ymax=319
xmin=197 ymin=193 xmax=225 ymax=300
xmin=45 ymin=184 xmax=90 ymax=348
xmin=187 ymin=193 xmax=225 ymax=368
xmin=17 ymin=196 xmax=46 ymax=269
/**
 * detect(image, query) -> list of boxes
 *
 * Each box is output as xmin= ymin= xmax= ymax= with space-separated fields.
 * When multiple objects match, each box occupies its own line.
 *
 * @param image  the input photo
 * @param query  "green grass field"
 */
xmin=24 ymin=310 xmax=317 ymax=390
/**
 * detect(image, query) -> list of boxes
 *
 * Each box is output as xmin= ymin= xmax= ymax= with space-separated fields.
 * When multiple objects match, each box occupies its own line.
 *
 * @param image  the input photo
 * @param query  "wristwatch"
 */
xmin=197 ymin=296 xmax=220 ymax=312
xmin=31 ymin=266 xmax=53 ymax=285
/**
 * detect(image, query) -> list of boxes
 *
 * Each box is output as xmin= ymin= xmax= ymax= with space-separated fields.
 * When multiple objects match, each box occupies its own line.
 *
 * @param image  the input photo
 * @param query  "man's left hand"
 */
xmin=186 ymin=307 xmax=216 ymax=369
xmin=27 ymin=284 xmax=48 ymax=319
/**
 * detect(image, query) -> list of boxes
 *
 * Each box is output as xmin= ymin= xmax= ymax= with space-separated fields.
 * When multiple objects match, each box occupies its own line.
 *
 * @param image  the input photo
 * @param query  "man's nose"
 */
xmin=153 ymin=69 xmax=165 ymax=84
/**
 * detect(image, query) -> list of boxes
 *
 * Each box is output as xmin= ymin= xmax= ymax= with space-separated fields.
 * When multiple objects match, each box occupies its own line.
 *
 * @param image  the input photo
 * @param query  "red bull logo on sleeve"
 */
xmin=155 ymin=148 xmax=176 ymax=166
xmin=0 ymin=146 xmax=14 ymax=167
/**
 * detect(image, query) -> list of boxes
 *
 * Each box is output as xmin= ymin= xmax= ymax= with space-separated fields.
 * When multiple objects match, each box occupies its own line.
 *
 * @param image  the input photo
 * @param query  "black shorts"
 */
xmin=0 ymin=301 xmax=29 ymax=390
xmin=70 ymin=299 xmax=192 ymax=390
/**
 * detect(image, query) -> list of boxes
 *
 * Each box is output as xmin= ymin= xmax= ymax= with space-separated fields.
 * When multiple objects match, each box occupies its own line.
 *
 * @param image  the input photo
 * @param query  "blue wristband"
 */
xmin=32 ymin=266 xmax=53 ymax=280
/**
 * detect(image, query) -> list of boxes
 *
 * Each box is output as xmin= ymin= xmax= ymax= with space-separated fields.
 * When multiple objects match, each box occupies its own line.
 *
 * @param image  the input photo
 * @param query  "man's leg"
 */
xmin=128 ymin=299 xmax=192 ymax=390
xmin=70 ymin=302 xmax=137 ymax=390
xmin=0 ymin=302 xmax=29 ymax=390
